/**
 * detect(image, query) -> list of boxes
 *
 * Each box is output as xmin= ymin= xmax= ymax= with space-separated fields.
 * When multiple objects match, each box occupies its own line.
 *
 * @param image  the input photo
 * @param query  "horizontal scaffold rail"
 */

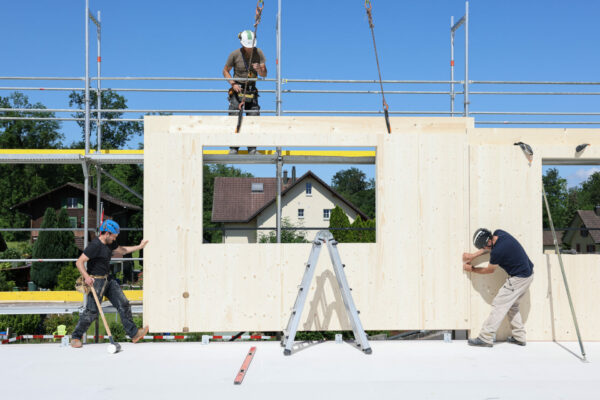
xmin=0 ymin=149 xmax=376 ymax=165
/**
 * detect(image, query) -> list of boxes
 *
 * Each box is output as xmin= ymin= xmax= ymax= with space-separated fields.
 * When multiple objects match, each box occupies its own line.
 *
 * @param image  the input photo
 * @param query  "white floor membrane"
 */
xmin=2 ymin=340 xmax=598 ymax=399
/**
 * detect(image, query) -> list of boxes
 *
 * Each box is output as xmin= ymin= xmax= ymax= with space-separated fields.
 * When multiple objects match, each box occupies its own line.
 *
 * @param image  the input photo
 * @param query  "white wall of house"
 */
xmin=254 ymin=177 xmax=359 ymax=242
xmin=562 ymin=216 xmax=598 ymax=253
xmin=223 ymin=222 xmax=257 ymax=243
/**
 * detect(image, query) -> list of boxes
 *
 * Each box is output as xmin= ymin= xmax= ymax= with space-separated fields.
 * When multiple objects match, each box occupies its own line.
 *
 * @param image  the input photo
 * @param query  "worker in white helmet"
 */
xmin=222 ymin=29 xmax=267 ymax=155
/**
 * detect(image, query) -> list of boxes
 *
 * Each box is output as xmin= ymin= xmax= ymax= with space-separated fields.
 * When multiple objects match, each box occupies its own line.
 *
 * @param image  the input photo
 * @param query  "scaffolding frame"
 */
xmin=1 ymin=0 xmax=600 ymax=252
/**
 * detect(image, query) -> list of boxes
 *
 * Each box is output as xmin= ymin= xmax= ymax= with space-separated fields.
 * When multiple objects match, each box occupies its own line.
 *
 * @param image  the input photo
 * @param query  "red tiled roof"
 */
xmin=211 ymin=177 xmax=292 ymax=222
xmin=543 ymin=231 xmax=563 ymax=247
xmin=211 ymin=171 xmax=369 ymax=223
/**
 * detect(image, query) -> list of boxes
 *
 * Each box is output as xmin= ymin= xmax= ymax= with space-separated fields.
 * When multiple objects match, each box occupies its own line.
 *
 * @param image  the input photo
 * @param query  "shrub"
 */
xmin=0 ymin=314 xmax=43 ymax=335
xmin=54 ymin=264 xmax=80 ymax=291
xmin=108 ymin=321 xmax=126 ymax=342
xmin=43 ymin=314 xmax=79 ymax=335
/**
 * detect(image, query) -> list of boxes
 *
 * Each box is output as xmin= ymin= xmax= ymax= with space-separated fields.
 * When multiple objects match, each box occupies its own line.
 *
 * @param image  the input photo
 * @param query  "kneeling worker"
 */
xmin=463 ymin=228 xmax=534 ymax=347
xmin=71 ymin=220 xmax=149 ymax=348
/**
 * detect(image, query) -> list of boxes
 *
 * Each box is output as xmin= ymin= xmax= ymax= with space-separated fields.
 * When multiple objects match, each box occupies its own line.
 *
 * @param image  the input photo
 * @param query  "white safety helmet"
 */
xmin=238 ymin=30 xmax=256 ymax=48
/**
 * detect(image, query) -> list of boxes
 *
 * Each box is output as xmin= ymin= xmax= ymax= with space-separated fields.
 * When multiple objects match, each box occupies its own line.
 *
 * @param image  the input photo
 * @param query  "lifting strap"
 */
xmin=365 ymin=0 xmax=391 ymax=134
xmin=236 ymin=0 xmax=264 ymax=134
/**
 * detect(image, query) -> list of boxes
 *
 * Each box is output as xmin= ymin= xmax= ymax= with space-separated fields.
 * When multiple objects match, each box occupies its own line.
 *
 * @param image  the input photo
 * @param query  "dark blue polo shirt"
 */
xmin=489 ymin=230 xmax=533 ymax=278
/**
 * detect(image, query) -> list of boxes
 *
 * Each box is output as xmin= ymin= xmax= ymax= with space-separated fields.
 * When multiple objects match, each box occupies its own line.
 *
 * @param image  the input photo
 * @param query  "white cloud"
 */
xmin=568 ymin=167 xmax=600 ymax=187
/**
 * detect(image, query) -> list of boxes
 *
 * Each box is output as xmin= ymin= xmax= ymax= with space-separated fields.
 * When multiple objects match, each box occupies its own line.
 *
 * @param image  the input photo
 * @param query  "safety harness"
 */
xmin=236 ymin=0 xmax=264 ymax=134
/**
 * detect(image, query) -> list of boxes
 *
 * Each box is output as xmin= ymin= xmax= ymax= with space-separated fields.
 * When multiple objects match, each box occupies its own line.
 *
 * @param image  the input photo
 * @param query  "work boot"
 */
xmin=248 ymin=147 xmax=257 ymax=155
xmin=229 ymin=147 xmax=239 ymax=155
xmin=131 ymin=326 xmax=149 ymax=343
xmin=507 ymin=336 xmax=526 ymax=346
xmin=71 ymin=338 xmax=82 ymax=348
xmin=468 ymin=337 xmax=493 ymax=347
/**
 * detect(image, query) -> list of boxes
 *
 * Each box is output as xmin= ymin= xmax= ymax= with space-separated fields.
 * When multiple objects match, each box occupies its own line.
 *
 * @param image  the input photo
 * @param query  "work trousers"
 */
xmin=72 ymin=278 xmax=138 ymax=340
xmin=479 ymin=274 xmax=534 ymax=344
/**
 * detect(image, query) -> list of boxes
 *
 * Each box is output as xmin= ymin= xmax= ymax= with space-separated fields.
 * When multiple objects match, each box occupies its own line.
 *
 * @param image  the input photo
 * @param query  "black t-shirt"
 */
xmin=84 ymin=238 xmax=118 ymax=276
xmin=489 ymin=230 xmax=534 ymax=278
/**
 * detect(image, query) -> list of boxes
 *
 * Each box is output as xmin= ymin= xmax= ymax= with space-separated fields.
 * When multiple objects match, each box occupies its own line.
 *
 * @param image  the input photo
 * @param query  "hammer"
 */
xmin=90 ymin=285 xmax=122 ymax=354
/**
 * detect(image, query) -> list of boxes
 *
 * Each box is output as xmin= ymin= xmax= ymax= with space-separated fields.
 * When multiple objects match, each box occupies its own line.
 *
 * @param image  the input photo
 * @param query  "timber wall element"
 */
xmin=144 ymin=116 xmax=600 ymax=340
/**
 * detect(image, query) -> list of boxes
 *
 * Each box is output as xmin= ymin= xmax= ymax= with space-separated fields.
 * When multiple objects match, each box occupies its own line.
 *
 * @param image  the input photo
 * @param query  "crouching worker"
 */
xmin=463 ymin=228 xmax=534 ymax=347
xmin=71 ymin=220 xmax=149 ymax=348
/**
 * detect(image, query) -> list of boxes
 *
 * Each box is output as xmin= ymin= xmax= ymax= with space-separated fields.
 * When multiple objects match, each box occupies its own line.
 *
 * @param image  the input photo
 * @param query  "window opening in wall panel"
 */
xmin=203 ymin=146 xmax=376 ymax=244
xmin=543 ymin=164 xmax=600 ymax=255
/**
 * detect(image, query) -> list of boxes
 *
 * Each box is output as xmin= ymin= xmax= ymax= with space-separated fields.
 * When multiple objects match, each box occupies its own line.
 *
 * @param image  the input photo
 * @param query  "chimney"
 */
xmin=283 ymin=170 xmax=288 ymax=184
xmin=292 ymin=166 xmax=296 ymax=184
xmin=595 ymin=205 xmax=600 ymax=217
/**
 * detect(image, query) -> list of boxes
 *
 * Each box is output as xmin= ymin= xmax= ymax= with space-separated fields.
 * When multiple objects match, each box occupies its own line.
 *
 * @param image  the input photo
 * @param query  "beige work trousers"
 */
xmin=479 ymin=274 xmax=534 ymax=344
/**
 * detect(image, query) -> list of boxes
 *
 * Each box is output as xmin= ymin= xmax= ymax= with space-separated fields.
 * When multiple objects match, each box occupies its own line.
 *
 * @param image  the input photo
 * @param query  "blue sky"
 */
xmin=1 ymin=0 xmax=599 ymax=185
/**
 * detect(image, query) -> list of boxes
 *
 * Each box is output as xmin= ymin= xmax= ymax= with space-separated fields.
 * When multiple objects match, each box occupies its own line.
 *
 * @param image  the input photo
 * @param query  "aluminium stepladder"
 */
xmin=282 ymin=230 xmax=372 ymax=355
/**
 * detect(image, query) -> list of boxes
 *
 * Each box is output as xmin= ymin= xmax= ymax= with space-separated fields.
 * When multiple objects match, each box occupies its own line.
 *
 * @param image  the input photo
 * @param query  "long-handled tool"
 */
xmin=90 ymin=284 xmax=122 ymax=354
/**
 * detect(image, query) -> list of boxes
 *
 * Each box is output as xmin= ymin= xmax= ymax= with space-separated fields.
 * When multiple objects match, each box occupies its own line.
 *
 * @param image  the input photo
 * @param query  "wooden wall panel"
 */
xmin=144 ymin=116 xmax=600 ymax=340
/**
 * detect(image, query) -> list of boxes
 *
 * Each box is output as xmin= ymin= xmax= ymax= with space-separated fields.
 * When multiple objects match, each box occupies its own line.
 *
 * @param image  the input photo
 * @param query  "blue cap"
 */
xmin=99 ymin=220 xmax=120 ymax=234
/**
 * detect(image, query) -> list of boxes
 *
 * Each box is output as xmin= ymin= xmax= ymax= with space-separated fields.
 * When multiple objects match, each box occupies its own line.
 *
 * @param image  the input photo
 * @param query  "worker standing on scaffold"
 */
xmin=222 ymin=29 xmax=267 ymax=154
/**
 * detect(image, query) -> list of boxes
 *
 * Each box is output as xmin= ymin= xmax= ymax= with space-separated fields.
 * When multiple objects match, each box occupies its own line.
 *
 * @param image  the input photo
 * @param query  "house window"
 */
xmin=69 ymin=217 xmax=78 ymax=228
xmin=323 ymin=209 xmax=331 ymax=220
xmin=587 ymin=245 xmax=595 ymax=253
xmin=580 ymin=225 xmax=589 ymax=237
xmin=298 ymin=209 xmax=304 ymax=218
xmin=66 ymin=197 xmax=82 ymax=209
xmin=576 ymin=244 xmax=581 ymax=253
xmin=305 ymin=182 xmax=312 ymax=195
xmin=251 ymin=183 xmax=264 ymax=193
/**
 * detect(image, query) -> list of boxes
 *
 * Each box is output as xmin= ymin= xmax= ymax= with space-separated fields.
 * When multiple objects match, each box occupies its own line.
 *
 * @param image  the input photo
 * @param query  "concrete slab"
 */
xmin=2 ymin=340 xmax=598 ymax=399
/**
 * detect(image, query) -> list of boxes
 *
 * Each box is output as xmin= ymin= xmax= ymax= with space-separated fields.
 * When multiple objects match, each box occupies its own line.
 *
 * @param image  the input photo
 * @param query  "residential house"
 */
xmin=11 ymin=182 xmax=141 ymax=249
xmin=211 ymin=171 xmax=370 ymax=243
xmin=543 ymin=230 xmax=563 ymax=254
xmin=562 ymin=207 xmax=600 ymax=254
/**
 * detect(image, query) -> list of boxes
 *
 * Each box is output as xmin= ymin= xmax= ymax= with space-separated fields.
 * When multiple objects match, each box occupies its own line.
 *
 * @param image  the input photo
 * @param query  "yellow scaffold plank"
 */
xmin=0 ymin=290 xmax=143 ymax=302
xmin=0 ymin=149 xmax=375 ymax=157
xmin=202 ymin=149 xmax=376 ymax=157
xmin=0 ymin=149 xmax=144 ymax=155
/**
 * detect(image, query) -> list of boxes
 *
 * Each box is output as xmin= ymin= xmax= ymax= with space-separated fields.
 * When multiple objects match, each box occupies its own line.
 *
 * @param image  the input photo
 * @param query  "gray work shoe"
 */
xmin=248 ymin=147 xmax=257 ymax=155
xmin=507 ymin=336 xmax=526 ymax=346
xmin=229 ymin=147 xmax=239 ymax=154
xmin=468 ymin=337 xmax=493 ymax=347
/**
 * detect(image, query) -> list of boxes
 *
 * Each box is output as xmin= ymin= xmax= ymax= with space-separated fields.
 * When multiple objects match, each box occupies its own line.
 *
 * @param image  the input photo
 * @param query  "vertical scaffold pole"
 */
xmin=276 ymin=0 xmax=282 ymax=116
xmin=95 ymin=11 xmax=102 ymax=231
xmin=464 ymin=0 xmax=469 ymax=117
xmin=542 ymin=184 xmax=587 ymax=362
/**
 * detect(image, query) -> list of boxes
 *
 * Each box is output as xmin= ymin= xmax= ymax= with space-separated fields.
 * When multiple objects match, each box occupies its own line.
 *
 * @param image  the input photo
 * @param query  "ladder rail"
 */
xmin=282 ymin=230 xmax=371 ymax=355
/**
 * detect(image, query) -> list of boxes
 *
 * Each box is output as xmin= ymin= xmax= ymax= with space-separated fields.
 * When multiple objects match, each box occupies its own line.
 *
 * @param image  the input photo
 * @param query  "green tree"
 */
xmin=69 ymin=90 xmax=142 ymax=149
xmin=259 ymin=218 xmax=309 ymax=243
xmin=332 ymin=168 xmax=368 ymax=193
xmin=203 ymin=164 xmax=253 ymax=243
xmin=349 ymin=215 xmax=376 ymax=243
xmin=331 ymin=168 xmax=375 ymax=219
xmin=329 ymin=206 xmax=351 ymax=242
xmin=0 ymin=93 xmax=65 ymax=241
xmin=542 ymin=168 xmax=570 ymax=229
xmin=575 ymin=172 xmax=600 ymax=211
xmin=31 ymin=208 xmax=61 ymax=288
